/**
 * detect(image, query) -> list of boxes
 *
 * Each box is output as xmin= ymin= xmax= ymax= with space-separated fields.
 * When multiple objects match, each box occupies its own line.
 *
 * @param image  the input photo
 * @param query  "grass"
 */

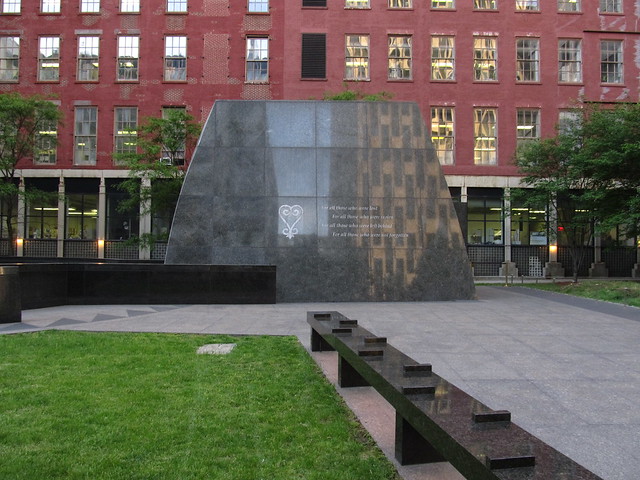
xmin=0 ymin=331 xmax=400 ymax=480
xmin=520 ymin=280 xmax=640 ymax=308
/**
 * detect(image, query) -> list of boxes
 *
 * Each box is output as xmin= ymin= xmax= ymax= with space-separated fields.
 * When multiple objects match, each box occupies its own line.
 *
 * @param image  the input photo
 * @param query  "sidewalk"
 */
xmin=2 ymin=286 xmax=639 ymax=480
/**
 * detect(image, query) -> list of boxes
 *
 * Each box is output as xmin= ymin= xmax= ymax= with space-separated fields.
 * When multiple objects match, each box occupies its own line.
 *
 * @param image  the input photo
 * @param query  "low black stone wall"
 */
xmin=3 ymin=263 xmax=276 ymax=310
xmin=0 ymin=266 xmax=21 ymax=323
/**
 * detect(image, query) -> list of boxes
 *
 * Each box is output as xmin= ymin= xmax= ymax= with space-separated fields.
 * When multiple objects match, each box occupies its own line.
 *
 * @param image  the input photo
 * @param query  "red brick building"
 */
xmin=1 ymin=0 xmax=638 ymax=275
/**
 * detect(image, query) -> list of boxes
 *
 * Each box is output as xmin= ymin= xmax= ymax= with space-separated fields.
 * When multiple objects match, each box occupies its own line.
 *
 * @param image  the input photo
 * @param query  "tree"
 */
xmin=0 ymin=93 xmax=62 ymax=254
xmin=514 ymin=102 xmax=640 ymax=281
xmin=114 ymin=109 xmax=201 ymax=248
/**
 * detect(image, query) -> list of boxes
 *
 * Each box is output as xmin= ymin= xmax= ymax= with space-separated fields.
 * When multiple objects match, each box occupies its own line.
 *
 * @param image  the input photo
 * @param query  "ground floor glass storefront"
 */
xmin=1 ymin=180 xmax=638 ymax=276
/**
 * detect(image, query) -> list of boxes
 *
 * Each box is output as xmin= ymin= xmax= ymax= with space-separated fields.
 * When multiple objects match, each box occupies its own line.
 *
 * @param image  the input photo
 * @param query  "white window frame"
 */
xmin=516 ymin=109 xmax=540 ymax=146
xmin=248 ymin=0 xmax=268 ymax=12
xmin=432 ymin=0 xmax=454 ymax=8
xmin=389 ymin=0 xmax=411 ymax=8
xmin=600 ymin=0 xmax=622 ymax=13
xmin=38 ymin=36 xmax=59 ymax=82
xmin=600 ymin=40 xmax=623 ymax=84
xmin=344 ymin=34 xmax=369 ymax=81
xmin=474 ymin=0 xmax=497 ymax=9
xmin=0 ymin=36 xmax=19 ymax=82
xmin=41 ymin=0 xmax=60 ymax=13
xmin=74 ymin=106 xmax=97 ymax=166
xmin=120 ymin=0 xmax=139 ymax=13
xmin=114 ymin=107 xmax=138 ymax=156
xmin=1 ymin=0 xmax=20 ymax=13
xmin=80 ymin=0 xmax=99 ymax=13
xmin=167 ymin=0 xmax=187 ymax=12
xmin=558 ymin=0 xmax=580 ymax=12
xmin=117 ymin=36 xmax=139 ymax=81
xmin=345 ymin=0 xmax=369 ymax=8
xmin=515 ymin=0 xmax=538 ymax=10
xmin=246 ymin=37 xmax=269 ymax=83
xmin=35 ymin=119 xmax=57 ymax=164
xmin=558 ymin=39 xmax=582 ymax=83
xmin=431 ymin=36 xmax=455 ymax=81
xmin=474 ymin=108 xmax=497 ymax=165
xmin=164 ymin=36 xmax=187 ymax=81
xmin=431 ymin=107 xmax=455 ymax=165
xmin=77 ymin=36 xmax=99 ymax=82
xmin=516 ymin=38 xmax=540 ymax=82
xmin=473 ymin=37 xmax=497 ymax=81
xmin=388 ymin=35 xmax=412 ymax=80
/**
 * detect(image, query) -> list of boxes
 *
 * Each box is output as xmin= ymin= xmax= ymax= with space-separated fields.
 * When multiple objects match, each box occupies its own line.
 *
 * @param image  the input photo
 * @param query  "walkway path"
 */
xmin=2 ymin=286 xmax=638 ymax=480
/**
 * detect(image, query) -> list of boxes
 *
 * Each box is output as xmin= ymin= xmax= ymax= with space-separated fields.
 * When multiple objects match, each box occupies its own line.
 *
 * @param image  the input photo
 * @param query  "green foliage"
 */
xmin=0 ymin=332 xmax=399 ymax=480
xmin=114 ymin=109 xmax=201 ymax=247
xmin=323 ymin=85 xmax=393 ymax=102
xmin=514 ymin=101 xmax=640 ymax=280
xmin=0 ymin=92 xmax=62 ymax=251
xmin=522 ymin=280 xmax=640 ymax=308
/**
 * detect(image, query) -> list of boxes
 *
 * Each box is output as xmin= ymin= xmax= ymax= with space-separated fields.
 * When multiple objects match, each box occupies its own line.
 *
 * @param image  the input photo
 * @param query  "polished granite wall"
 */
xmin=165 ymin=100 xmax=475 ymax=302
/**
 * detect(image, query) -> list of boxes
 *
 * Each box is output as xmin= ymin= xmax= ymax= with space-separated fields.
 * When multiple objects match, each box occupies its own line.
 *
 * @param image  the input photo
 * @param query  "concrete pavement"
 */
xmin=2 ymin=286 xmax=639 ymax=480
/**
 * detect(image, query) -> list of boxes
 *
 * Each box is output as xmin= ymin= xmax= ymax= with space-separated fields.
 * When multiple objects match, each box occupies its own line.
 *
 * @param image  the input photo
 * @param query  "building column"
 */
xmin=15 ymin=179 xmax=25 ymax=257
xmin=544 ymin=201 xmax=564 ymax=278
xmin=57 ymin=177 xmax=65 ymax=258
xmin=139 ymin=178 xmax=151 ymax=260
xmin=97 ymin=177 xmax=106 ymax=259
xmin=499 ymin=188 xmax=518 ymax=279
xmin=589 ymin=231 xmax=608 ymax=277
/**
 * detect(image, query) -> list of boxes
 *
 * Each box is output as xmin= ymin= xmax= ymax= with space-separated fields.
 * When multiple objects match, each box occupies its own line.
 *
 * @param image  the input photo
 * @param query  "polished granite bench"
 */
xmin=308 ymin=311 xmax=603 ymax=480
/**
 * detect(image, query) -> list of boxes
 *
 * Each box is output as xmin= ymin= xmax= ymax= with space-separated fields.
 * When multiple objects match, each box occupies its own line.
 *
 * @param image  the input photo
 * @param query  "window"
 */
xmin=473 ymin=37 xmax=497 ymax=81
xmin=474 ymin=108 xmax=497 ymax=165
xmin=77 ymin=36 xmax=99 ymax=81
xmin=248 ymin=0 xmax=268 ymax=12
xmin=474 ymin=0 xmax=497 ymax=9
xmin=432 ymin=0 xmax=454 ymax=8
xmin=35 ymin=120 xmax=57 ymax=164
xmin=301 ymin=33 xmax=326 ymax=79
xmin=25 ymin=182 xmax=58 ymax=239
xmin=431 ymin=36 xmax=455 ymax=81
xmin=302 ymin=0 xmax=326 ymax=5
xmin=346 ymin=0 xmax=369 ymax=7
xmin=246 ymin=37 xmax=268 ymax=83
xmin=167 ymin=0 xmax=186 ymax=12
xmin=65 ymin=192 xmax=98 ymax=239
xmin=120 ymin=0 xmax=139 ymax=12
xmin=117 ymin=36 xmax=139 ymax=81
xmin=114 ymin=107 xmax=137 ymax=156
xmin=389 ymin=0 xmax=411 ymax=7
xmin=41 ymin=0 xmax=60 ymax=13
xmin=80 ymin=0 xmax=99 ymax=12
xmin=600 ymin=0 xmax=621 ymax=13
xmin=467 ymin=193 xmax=503 ymax=244
xmin=164 ymin=36 xmax=186 ymax=81
xmin=516 ymin=38 xmax=539 ymax=82
xmin=106 ymin=179 xmax=139 ymax=240
xmin=74 ymin=107 xmax=97 ymax=166
xmin=511 ymin=204 xmax=548 ymax=246
xmin=558 ymin=39 xmax=582 ymax=83
xmin=38 ymin=37 xmax=59 ymax=82
xmin=431 ymin=107 xmax=454 ymax=165
xmin=515 ymin=0 xmax=538 ymax=10
xmin=601 ymin=40 xmax=623 ymax=83
xmin=388 ymin=36 xmax=411 ymax=80
xmin=1 ymin=0 xmax=20 ymax=13
xmin=345 ymin=35 xmax=369 ymax=81
xmin=516 ymin=109 xmax=540 ymax=146
xmin=0 ymin=36 xmax=19 ymax=82
xmin=558 ymin=0 xmax=580 ymax=12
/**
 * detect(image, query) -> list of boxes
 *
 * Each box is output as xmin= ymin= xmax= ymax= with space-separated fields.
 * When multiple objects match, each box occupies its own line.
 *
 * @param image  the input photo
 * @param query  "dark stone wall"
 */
xmin=166 ymin=100 xmax=475 ymax=302
xmin=4 ymin=263 xmax=275 ymax=309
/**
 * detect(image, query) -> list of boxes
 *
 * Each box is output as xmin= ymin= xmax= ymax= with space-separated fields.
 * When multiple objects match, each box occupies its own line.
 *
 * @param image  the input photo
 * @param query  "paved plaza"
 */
xmin=2 ymin=286 xmax=639 ymax=480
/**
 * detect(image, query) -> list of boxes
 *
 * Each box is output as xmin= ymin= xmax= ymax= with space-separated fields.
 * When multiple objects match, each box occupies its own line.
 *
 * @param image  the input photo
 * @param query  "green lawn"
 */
xmin=0 ymin=331 xmax=400 ymax=480
xmin=521 ymin=280 xmax=640 ymax=308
